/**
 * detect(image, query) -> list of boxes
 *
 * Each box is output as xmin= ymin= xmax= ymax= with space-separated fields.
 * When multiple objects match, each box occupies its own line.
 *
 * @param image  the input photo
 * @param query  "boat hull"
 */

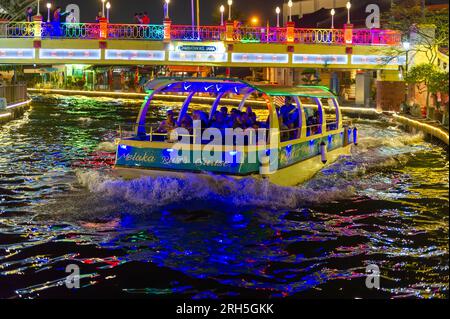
xmin=113 ymin=144 xmax=352 ymax=186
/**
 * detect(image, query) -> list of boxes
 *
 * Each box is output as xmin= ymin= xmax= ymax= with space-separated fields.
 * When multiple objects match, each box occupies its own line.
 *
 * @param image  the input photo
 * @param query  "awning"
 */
xmin=144 ymin=77 xmax=336 ymax=99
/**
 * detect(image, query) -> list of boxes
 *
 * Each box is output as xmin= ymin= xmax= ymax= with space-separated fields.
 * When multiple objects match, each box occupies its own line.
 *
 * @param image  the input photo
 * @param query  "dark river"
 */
xmin=0 ymin=95 xmax=448 ymax=299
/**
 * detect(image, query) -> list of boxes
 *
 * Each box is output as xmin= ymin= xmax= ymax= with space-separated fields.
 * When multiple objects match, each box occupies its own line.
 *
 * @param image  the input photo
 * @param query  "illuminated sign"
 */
xmin=231 ymin=53 xmax=289 ymax=64
xmin=293 ymin=54 xmax=348 ymax=65
xmin=105 ymin=50 xmax=165 ymax=61
xmin=39 ymin=49 xmax=101 ymax=60
xmin=0 ymin=48 xmax=35 ymax=59
xmin=351 ymin=55 xmax=406 ymax=65
xmin=179 ymin=45 xmax=217 ymax=52
xmin=169 ymin=41 xmax=227 ymax=62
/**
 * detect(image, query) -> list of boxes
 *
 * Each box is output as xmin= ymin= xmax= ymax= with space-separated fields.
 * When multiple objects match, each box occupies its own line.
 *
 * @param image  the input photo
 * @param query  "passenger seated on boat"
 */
xmin=280 ymin=96 xmax=296 ymax=122
xmin=210 ymin=111 xmax=227 ymax=129
xmin=220 ymin=106 xmax=229 ymax=120
xmin=306 ymin=111 xmax=320 ymax=136
xmin=192 ymin=110 xmax=209 ymax=129
xmin=286 ymin=109 xmax=300 ymax=139
xmin=156 ymin=109 xmax=176 ymax=133
xmin=279 ymin=115 xmax=289 ymax=142
xmin=179 ymin=114 xmax=193 ymax=133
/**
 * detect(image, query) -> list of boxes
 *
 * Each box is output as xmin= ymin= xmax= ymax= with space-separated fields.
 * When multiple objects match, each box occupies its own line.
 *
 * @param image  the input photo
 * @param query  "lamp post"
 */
xmin=164 ymin=0 xmax=170 ymax=20
xmin=106 ymin=2 xmax=111 ymax=22
xmin=101 ymin=0 xmax=106 ymax=17
xmin=288 ymin=0 xmax=293 ymax=22
xmin=276 ymin=7 xmax=280 ymax=28
xmin=402 ymin=41 xmax=410 ymax=105
xmin=227 ymin=0 xmax=232 ymax=21
xmin=346 ymin=2 xmax=351 ymax=24
xmin=46 ymin=3 xmax=51 ymax=22
xmin=191 ymin=0 xmax=195 ymax=29
xmin=220 ymin=5 xmax=225 ymax=26
xmin=37 ymin=0 xmax=41 ymax=16
xmin=331 ymin=8 xmax=335 ymax=29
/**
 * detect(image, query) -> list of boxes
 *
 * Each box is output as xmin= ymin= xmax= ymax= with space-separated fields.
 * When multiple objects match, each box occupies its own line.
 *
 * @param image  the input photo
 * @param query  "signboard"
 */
xmin=169 ymin=42 xmax=227 ymax=63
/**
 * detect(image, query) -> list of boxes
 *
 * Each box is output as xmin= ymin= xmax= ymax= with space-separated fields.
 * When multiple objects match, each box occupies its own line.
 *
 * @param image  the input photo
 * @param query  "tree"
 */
xmin=405 ymin=63 xmax=449 ymax=112
xmin=301 ymin=68 xmax=320 ymax=85
xmin=382 ymin=0 xmax=449 ymax=117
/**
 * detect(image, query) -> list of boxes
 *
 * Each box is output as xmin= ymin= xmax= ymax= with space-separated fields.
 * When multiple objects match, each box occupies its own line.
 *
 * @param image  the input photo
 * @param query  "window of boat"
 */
xmin=300 ymin=96 xmax=322 ymax=137
xmin=275 ymin=96 xmax=301 ymax=142
xmin=321 ymin=98 xmax=338 ymax=131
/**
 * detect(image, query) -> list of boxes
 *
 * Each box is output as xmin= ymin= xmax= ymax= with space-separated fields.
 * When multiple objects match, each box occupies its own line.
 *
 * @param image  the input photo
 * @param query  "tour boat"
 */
xmin=113 ymin=77 xmax=357 ymax=186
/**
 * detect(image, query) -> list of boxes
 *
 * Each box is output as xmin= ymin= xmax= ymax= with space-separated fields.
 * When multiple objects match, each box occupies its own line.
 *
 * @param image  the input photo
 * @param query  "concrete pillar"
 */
xmin=163 ymin=19 xmax=172 ymax=42
xmin=376 ymin=70 xmax=405 ymax=112
xmin=99 ymin=17 xmax=108 ymax=39
xmin=344 ymin=23 xmax=353 ymax=44
xmin=355 ymin=71 xmax=371 ymax=106
xmin=225 ymin=21 xmax=234 ymax=42
xmin=286 ymin=21 xmax=295 ymax=43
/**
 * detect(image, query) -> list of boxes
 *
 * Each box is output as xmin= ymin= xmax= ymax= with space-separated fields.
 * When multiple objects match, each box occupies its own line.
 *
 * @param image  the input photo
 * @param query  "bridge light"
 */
xmin=288 ymin=0 xmax=293 ymax=22
xmin=250 ymin=16 xmax=259 ymax=26
xmin=330 ymin=8 xmax=335 ymax=29
xmin=106 ymin=2 xmax=111 ymax=21
xmin=276 ymin=7 xmax=281 ymax=27
xmin=227 ymin=0 xmax=233 ymax=21
xmin=402 ymin=41 xmax=410 ymax=50
xmin=220 ymin=5 xmax=225 ymax=26
xmin=164 ymin=0 xmax=171 ymax=20
xmin=346 ymin=2 xmax=351 ymax=24
xmin=46 ymin=3 xmax=52 ymax=23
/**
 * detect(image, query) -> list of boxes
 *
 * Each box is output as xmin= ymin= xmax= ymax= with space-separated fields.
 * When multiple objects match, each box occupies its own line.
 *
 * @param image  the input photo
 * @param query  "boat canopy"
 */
xmin=144 ymin=77 xmax=336 ymax=99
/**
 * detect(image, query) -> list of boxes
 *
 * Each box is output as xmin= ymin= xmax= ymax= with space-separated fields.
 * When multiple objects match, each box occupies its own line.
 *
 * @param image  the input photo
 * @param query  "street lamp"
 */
xmin=106 ymin=2 xmax=111 ymax=22
xmin=227 ymin=0 xmax=233 ymax=21
xmin=276 ymin=7 xmax=281 ymax=28
xmin=288 ymin=0 xmax=293 ymax=22
xmin=36 ymin=1 xmax=41 ymax=16
xmin=331 ymin=8 xmax=335 ymax=29
xmin=346 ymin=2 xmax=351 ymax=24
xmin=101 ymin=0 xmax=106 ymax=18
xmin=250 ymin=16 xmax=259 ymax=26
xmin=46 ymin=3 xmax=51 ymax=22
xmin=164 ymin=0 xmax=170 ymax=20
xmin=220 ymin=5 xmax=225 ymax=26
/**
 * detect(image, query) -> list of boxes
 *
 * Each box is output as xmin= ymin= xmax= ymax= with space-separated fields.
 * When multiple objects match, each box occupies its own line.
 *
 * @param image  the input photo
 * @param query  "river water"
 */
xmin=0 ymin=95 xmax=448 ymax=299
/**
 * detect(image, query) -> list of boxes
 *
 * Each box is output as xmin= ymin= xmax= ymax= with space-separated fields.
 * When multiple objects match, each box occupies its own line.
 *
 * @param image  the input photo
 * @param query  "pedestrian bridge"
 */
xmin=0 ymin=21 xmax=405 ymax=70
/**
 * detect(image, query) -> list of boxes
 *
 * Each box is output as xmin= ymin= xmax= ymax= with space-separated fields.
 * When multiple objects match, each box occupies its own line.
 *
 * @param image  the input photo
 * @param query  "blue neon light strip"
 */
xmin=293 ymin=54 xmax=348 ymax=65
xmin=105 ymin=49 xmax=165 ymax=61
xmin=159 ymin=81 xmax=249 ymax=94
xmin=231 ymin=53 xmax=289 ymax=64
xmin=39 ymin=49 xmax=101 ymax=60
xmin=0 ymin=48 xmax=35 ymax=59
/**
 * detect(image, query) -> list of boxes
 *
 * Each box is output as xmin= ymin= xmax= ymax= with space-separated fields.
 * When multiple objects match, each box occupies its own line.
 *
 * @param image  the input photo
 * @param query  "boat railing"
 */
xmin=118 ymin=124 xmax=279 ymax=145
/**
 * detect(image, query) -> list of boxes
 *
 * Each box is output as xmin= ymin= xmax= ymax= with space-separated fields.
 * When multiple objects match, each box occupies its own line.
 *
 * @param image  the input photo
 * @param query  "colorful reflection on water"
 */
xmin=0 ymin=95 xmax=448 ymax=299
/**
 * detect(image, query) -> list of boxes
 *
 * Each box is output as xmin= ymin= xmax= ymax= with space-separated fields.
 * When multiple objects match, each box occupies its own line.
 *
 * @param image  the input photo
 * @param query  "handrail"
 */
xmin=0 ymin=21 xmax=402 ymax=45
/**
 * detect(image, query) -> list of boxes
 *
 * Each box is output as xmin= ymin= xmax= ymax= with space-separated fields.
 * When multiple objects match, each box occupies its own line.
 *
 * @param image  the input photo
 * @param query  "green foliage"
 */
xmin=301 ymin=68 xmax=320 ymax=85
xmin=406 ymin=63 xmax=449 ymax=108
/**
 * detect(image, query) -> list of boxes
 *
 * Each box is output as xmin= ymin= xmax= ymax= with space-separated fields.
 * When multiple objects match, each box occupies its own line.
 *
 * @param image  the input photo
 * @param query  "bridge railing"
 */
xmin=108 ymin=24 xmax=164 ymax=40
xmin=232 ymin=27 xmax=288 ymax=43
xmin=294 ymin=28 xmax=345 ymax=44
xmin=171 ymin=25 xmax=224 ymax=41
xmin=0 ymin=21 xmax=401 ymax=46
